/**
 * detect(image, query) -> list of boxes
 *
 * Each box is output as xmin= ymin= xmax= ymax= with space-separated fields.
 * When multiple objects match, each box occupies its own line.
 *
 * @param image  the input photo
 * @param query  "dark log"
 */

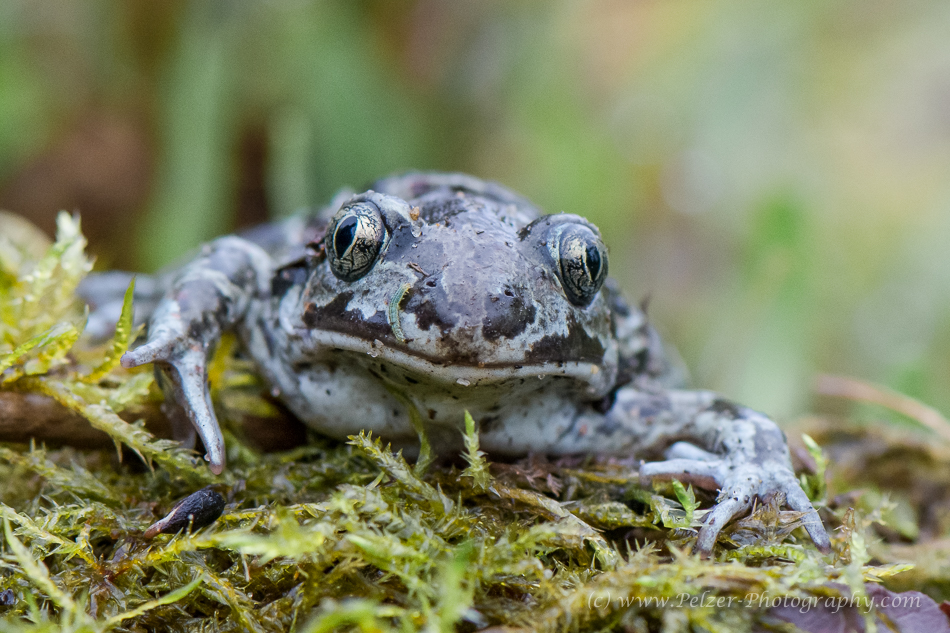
xmin=0 ymin=391 xmax=307 ymax=453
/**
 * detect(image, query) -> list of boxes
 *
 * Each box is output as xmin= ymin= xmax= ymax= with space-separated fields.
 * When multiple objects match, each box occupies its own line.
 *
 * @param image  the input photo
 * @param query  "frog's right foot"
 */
xmin=122 ymin=302 xmax=226 ymax=474
xmin=120 ymin=237 xmax=270 ymax=475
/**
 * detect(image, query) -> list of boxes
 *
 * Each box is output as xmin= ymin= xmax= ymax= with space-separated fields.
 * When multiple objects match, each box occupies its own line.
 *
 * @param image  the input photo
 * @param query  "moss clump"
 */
xmin=0 ymin=214 xmax=945 ymax=632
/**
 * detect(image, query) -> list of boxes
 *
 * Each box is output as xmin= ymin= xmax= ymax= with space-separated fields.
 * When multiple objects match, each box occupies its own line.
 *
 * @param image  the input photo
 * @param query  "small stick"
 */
xmin=814 ymin=374 xmax=950 ymax=443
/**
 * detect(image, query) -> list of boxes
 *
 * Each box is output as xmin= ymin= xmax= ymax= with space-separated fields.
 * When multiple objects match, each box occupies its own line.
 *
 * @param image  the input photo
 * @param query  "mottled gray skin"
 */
xmin=79 ymin=172 xmax=829 ymax=556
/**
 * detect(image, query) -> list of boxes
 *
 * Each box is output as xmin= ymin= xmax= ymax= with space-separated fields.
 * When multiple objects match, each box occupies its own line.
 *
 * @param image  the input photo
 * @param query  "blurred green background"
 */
xmin=2 ymin=0 xmax=949 ymax=422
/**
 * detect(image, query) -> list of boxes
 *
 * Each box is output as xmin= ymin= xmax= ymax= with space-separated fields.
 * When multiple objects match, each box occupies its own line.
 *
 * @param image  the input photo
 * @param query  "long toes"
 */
xmin=121 ymin=337 xmax=181 ymax=368
xmin=783 ymin=481 xmax=831 ymax=553
xmin=639 ymin=458 xmax=721 ymax=490
xmin=665 ymin=441 xmax=719 ymax=462
xmin=696 ymin=491 xmax=753 ymax=557
xmin=164 ymin=349 xmax=225 ymax=475
xmin=121 ymin=330 xmax=194 ymax=369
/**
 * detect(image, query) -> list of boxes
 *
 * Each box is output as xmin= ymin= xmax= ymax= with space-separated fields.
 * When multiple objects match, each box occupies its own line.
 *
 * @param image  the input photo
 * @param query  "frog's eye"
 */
xmin=549 ymin=224 xmax=608 ymax=306
xmin=327 ymin=202 xmax=388 ymax=282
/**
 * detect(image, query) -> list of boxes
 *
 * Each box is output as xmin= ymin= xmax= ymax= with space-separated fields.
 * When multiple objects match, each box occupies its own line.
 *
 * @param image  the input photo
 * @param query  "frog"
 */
xmin=78 ymin=171 xmax=830 ymax=556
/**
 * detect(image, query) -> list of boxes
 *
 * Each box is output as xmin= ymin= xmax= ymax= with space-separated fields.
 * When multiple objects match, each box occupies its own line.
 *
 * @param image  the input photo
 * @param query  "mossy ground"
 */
xmin=0 ymin=214 xmax=947 ymax=632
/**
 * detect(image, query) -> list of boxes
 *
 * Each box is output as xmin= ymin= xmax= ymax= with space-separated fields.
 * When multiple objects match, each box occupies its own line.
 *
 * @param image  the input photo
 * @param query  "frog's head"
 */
xmin=291 ymin=188 xmax=620 ymax=395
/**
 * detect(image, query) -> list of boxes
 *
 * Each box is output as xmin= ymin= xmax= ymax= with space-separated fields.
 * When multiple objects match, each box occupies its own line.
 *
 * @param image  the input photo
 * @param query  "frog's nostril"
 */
xmin=503 ymin=288 xmax=514 ymax=297
xmin=425 ymin=279 xmax=437 ymax=288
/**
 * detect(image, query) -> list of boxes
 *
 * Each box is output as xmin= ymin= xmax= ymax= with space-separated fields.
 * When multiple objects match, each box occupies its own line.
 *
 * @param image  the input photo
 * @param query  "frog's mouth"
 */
xmin=294 ymin=327 xmax=615 ymax=396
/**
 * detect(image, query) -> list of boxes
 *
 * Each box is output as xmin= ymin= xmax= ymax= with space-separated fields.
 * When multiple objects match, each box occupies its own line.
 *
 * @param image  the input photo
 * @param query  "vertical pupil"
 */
xmin=585 ymin=244 xmax=601 ymax=280
xmin=334 ymin=216 xmax=359 ymax=256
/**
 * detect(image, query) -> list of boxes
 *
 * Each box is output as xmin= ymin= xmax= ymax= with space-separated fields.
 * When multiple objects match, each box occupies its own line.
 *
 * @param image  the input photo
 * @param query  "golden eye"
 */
xmin=327 ymin=202 xmax=387 ymax=282
xmin=549 ymin=224 xmax=608 ymax=306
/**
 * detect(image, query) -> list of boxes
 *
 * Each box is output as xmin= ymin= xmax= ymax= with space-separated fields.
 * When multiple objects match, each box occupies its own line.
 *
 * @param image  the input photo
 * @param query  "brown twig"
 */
xmin=0 ymin=391 xmax=170 ymax=448
xmin=0 ymin=391 xmax=307 ymax=453
xmin=814 ymin=374 xmax=950 ymax=443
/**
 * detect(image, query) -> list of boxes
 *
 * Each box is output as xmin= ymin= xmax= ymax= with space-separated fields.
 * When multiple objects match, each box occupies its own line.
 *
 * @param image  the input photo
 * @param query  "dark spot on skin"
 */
xmin=630 ymin=348 xmax=651 ymax=376
xmin=428 ymin=409 xmax=437 ymax=420
xmin=414 ymin=194 xmax=479 ymax=224
xmin=482 ymin=286 xmax=536 ymax=341
xmin=479 ymin=415 xmax=501 ymax=433
xmin=303 ymin=302 xmax=318 ymax=327
xmin=271 ymin=262 xmax=309 ymax=297
xmin=176 ymin=279 xmax=226 ymax=340
xmin=524 ymin=315 xmax=605 ymax=364
xmin=144 ymin=486 xmax=225 ymax=539
xmin=709 ymin=399 xmax=742 ymax=419
xmin=602 ymin=279 xmax=630 ymax=317
xmin=392 ymin=409 xmax=399 ymax=417
xmin=302 ymin=291 xmax=393 ymax=342
xmin=404 ymin=285 xmax=456 ymax=335
xmin=187 ymin=320 xmax=210 ymax=344
xmin=405 ymin=376 xmax=419 ymax=384
xmin=592 ymin=392 xmax=616 ymax=415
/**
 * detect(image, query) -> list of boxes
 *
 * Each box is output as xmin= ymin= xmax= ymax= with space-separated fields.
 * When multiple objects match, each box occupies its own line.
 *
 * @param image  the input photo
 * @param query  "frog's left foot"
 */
xmin=639 ymin=410 xmax=831 ymax=557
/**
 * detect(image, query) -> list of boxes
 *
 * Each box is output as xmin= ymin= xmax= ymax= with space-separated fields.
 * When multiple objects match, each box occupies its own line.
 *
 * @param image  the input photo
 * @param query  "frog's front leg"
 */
xmin=551 ymin=388 xmax=831 ymax=556
xmin=121 ymin=237 xmax=272 ymax=473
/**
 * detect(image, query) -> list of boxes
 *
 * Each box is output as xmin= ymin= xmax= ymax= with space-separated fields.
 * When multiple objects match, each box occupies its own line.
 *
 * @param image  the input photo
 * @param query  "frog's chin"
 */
xmin=295 ymin=328 xmax=614 ymax=395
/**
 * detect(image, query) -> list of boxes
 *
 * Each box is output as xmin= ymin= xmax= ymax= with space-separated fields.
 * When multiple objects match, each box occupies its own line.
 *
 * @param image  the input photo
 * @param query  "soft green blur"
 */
xmin=2 ymin=0 xmax=949 ymax=420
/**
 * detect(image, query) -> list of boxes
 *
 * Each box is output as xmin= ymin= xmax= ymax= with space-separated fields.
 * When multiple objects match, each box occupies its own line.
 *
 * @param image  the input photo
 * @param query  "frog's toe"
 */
xmin=696 ymin=471 xmax=830 ymax=556
xmin=781 ymin=478 xmax=831 ymax=553
xmin=126 ymin=331 xmax=226 ymax=474
xmin=154 ymin=346 xmax=226 ymax=475
xmin=643 ymin=456 xmax=831 ymax=556
xmin=696 ymin=487 xmax=755 ymax=556
xmin=665 ymin=441 xmax=719 ymax=462
xmin=639 ymin=458 xmax=721 ymax=490
xmin=121 ymin=337 xmax=179 ymax=368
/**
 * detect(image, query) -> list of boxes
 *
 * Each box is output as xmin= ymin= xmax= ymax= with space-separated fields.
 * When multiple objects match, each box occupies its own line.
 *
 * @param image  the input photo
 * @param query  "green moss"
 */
xmin=0 ymin=214 xmax=943 ymax=632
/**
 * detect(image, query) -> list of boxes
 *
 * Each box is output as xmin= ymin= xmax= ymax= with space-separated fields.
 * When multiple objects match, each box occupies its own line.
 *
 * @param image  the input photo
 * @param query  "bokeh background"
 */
xmin=2 ymin=0 xmax=950 ymax=422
